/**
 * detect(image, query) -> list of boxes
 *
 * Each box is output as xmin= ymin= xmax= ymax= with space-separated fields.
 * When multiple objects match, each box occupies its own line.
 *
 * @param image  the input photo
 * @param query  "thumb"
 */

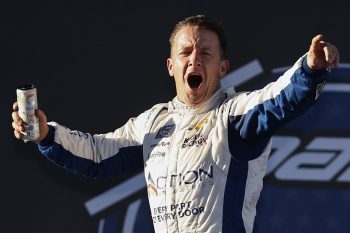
xmin=35 ymin=109 xmax=49 ymax=142
xmin=36 ymin=109 xmax=47 ymax=124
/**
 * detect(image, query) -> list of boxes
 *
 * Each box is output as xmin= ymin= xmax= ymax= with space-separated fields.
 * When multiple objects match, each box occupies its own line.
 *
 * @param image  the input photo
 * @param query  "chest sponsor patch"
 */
xmin=182 ymin=134 xmax=207 ymax=148
xmin=155 ymin=124 xmax=175 ymax=139
xmin=187 ymin=119 xmax=208 ymax=131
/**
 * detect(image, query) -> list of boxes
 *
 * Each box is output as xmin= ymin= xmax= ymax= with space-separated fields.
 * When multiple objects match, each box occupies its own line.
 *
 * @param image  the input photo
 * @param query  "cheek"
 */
xmin=175 ymin=58 xmax=186 ymax=67
xmin=206 ymin=63 xmax=221 ymax=76
xmin=173 ymin=60 xmax=186 ymax=75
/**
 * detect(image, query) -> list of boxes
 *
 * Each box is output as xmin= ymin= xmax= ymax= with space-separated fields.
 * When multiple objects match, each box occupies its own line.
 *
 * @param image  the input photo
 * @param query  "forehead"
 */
xmin=173 ymin=26 xmax=220 ymax=49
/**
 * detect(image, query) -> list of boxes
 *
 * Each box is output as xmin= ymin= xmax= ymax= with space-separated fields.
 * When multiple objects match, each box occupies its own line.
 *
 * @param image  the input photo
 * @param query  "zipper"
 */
xmin=165 ymin=113 xmax=186 ymax=233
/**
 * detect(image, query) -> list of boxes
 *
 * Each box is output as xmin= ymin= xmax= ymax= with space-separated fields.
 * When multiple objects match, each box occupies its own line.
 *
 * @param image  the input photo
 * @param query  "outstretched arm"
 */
xmin=227 ymin=35 xmax=340 ymax=160
xmin=12 ymin=103 xmax=147 ymax=178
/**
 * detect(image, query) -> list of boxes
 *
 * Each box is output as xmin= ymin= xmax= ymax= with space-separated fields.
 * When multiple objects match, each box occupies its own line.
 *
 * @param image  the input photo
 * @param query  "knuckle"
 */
xmin=13 ymin=102 xmax=18 ymax=110
xmin=14 ymin=130 xmax=20 ymax=139
xmin=15 ymin=118 xmax=22 ymax=125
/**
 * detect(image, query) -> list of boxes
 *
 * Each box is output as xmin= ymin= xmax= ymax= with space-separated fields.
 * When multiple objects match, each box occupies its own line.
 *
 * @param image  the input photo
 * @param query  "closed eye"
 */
xmin=202 ymin=49 xmax=213 ymax=56
xmin=179 ymin=51 xmax=191 ymax=56
xmin=202 ymin=52 xmax=212 ymax=56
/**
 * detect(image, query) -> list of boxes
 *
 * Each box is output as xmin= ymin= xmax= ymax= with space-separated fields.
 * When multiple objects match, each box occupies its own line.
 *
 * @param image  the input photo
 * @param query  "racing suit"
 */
xmin=38 ymin=55 xmax=329 ymax=233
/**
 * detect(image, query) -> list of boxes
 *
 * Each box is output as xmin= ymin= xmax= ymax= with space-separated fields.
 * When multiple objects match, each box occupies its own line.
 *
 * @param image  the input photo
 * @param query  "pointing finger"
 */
xmin=312 ymin=34 xmax=325 ymax=48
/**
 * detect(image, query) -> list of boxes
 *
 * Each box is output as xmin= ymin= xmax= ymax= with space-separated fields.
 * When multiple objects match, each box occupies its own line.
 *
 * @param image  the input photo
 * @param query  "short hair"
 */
xmin=169 ymin=15 xmax=227 ymax=58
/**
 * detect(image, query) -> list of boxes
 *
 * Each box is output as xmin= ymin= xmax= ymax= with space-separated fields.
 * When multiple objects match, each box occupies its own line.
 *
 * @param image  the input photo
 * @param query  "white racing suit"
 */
xmin=38 ymin=55 xmax=329 ymax=233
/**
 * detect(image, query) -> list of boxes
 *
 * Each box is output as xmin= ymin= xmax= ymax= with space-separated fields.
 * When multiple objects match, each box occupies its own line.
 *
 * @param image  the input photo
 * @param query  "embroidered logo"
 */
xmin=188 ymin=119 xmax=208 ymax=131
xmin=181 ymin=134 xmax=207 ymax=148
xmin=315 ymin=81 xmax=326 ymax=100
xmin=155 ymin=124 xmax=175 ymax=139
xmin=147 ymin=173 xmax=158 ymax=197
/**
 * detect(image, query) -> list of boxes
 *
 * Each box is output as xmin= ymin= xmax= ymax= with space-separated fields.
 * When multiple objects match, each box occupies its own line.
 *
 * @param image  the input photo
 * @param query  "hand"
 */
xmin=12 ymin=102 xmax=49 ymax=142
xmin=307 ymin=34 xmax=340 ymax=70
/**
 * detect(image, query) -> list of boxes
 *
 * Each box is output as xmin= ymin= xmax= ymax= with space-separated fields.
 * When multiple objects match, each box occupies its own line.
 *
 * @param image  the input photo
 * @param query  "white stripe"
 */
xmin=221 ymin=59 xmax=263 ymax=88
xmin=271 ymin=66 xmax=291 ymax=74
xmin=85 ymin=172 xmax=145 ymax=215
xmin=242 ymin=141 xmax=271 ymax=233
xmin=98 ymin=219 xmax=105 ymax=233
xmin=339 ymin=63 xmax=350 ymax=68
xmin=324 ymin=83 xmax=350 ymax=92
xmin=272 ymin=63 xmax=350 ymax=74
xmin=122 ymin=199 xmax=142 ymax=233
xmin=231 ymin=56 xmax=305 ymax=116
xmin=50 ymin=117 xmax=142 ymax=163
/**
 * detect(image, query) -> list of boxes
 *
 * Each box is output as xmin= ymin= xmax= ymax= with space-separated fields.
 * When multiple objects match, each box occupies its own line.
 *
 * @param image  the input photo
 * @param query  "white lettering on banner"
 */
xmin=266 ymin=136 xmax=301 ymax=175
xmin=268 ymin=136 xmax=350 ymax=182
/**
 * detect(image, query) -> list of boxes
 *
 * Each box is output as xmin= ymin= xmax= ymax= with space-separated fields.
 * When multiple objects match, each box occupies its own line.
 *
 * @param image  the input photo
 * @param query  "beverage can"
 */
xmin=16 ymin=84 xmax=40 ymax=141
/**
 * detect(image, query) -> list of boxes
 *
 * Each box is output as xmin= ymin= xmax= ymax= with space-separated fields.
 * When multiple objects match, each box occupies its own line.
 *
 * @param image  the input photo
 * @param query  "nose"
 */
xmin=188 ymin=50 xmax=202 ymax=67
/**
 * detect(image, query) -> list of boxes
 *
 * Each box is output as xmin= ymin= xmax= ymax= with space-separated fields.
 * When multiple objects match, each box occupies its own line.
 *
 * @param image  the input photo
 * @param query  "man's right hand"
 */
xmin=12 ymin=102 xmax=49 ymax=142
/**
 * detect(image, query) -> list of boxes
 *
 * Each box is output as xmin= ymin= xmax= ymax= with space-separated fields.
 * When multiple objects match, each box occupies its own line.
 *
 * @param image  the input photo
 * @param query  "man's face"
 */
xmin=167 ymin=26 xmax=229 ymax=107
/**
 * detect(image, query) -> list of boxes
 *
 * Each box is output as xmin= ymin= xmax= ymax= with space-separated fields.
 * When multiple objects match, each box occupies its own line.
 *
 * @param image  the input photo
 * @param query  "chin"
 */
xmin=186 ymin=95 xmax=206 ymax=106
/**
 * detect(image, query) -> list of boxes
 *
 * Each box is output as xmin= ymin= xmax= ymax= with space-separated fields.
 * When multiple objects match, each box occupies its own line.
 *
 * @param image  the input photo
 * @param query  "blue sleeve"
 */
xmin=227 ymin=56 xmax=330 ymax=160
xmin=37 ymin=117 xmax=145 ymax=179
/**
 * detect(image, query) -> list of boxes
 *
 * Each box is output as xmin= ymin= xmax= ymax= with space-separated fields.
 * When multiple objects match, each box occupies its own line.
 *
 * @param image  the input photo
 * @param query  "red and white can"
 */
xmin=16 ymin=84 xmax=40 ymax=141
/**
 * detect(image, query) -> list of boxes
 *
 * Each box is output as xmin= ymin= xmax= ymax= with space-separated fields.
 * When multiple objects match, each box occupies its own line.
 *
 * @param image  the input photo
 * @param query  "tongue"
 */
xmin=188 ymin=75 xmax=202 ymax=89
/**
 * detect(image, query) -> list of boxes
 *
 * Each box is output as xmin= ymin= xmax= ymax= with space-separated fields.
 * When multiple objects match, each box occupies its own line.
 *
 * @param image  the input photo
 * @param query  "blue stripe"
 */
xmin=101 ymin=211 xmax=120 ymax=233
xmin=229 ymin=64 xmax=324 ymax=150
xmin=222 ymin=159 xmax=248 ymax=233
xmin=228 ymin=122 xmax=270 ymax=161
xmin=38 ymin=140 xmax=143 ymax=179
xmin=133 ymin=197 xmax=154 ymax=232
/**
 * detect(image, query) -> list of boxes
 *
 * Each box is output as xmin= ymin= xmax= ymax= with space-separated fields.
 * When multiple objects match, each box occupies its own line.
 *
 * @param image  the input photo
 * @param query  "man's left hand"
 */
xmin=307 ymin=34 xmax=340 ymax=70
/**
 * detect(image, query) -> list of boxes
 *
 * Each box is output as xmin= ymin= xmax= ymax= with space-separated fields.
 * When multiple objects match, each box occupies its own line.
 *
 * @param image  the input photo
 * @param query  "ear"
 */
xmin=219 ymin=59 xmax=230 ymax=78
xmin=167 ymin=58 xmax=174 ymax=76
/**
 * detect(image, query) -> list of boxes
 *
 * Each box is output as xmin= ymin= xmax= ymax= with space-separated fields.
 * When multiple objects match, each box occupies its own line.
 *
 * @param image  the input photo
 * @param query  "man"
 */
xmin=12 ymin=15 xmax=339 ymax=233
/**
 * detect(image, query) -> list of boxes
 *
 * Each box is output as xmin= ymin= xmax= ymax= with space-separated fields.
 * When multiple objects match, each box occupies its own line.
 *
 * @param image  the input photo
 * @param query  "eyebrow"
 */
xmin=178 ymin=44 xmax=214 ymax=51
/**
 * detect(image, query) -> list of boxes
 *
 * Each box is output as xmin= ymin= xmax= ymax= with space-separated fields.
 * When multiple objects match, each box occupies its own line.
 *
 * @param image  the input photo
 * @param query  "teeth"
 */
xmin=188 ymin=73 xmax=200 ymax=77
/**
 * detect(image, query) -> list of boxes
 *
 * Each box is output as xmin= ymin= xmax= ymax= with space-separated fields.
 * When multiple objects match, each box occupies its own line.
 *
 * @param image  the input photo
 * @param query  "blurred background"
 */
xmin=2 ymin=0 xmax=350 ymax=232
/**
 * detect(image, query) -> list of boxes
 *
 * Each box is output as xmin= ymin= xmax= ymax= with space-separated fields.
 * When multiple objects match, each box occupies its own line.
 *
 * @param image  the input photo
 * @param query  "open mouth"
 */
xmin=187 ymin=74 xmax=203 ymax=89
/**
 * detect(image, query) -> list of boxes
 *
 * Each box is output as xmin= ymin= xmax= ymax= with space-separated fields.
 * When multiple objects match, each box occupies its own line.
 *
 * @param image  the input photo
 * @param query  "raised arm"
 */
xmin=226 ymin=35 xmax=339 ymax=160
